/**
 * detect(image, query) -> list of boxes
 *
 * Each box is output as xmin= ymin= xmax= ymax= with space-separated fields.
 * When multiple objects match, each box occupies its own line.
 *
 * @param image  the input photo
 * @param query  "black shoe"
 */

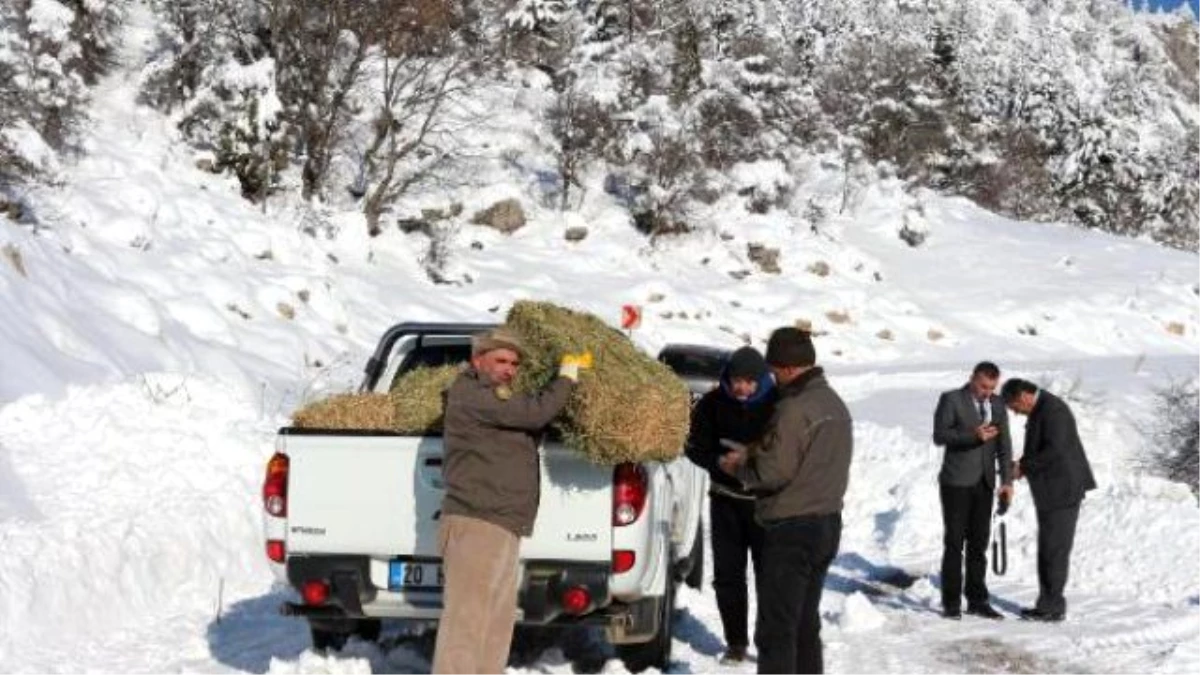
xmin=1020 ymin=607 xmax=1065 ymax=622
xmin=719 ymin=646 xmax=748 ymax=665
xmin=966 ymin=604 xmax=1004 ymax=620
xmin=942 ymin=607 xmax=962 ymax=620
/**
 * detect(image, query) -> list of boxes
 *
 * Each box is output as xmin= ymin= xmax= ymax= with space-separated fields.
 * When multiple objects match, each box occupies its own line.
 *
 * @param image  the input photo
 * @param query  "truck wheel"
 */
xmin=616 ymin=579 xmax=675 ymax=672
xmin=309 ymin=624 xmax=349 ymax=652
xmin=309 ymin=619 xmax=379 ymax=651
xmin=355 ymin=618 xmax=382 ymax=643
xmin=684 ymin=519 xmax=704 ymax=590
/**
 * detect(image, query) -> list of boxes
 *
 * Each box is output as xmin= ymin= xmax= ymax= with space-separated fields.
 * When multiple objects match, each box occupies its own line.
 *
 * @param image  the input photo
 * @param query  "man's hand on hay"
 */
xmin=558 ymin=351 xmax=594 ymax=382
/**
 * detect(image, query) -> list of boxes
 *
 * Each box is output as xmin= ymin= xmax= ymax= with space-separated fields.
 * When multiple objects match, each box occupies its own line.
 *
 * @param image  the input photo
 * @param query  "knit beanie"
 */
xmin=726 ymin=346 xmax=768 ymax=380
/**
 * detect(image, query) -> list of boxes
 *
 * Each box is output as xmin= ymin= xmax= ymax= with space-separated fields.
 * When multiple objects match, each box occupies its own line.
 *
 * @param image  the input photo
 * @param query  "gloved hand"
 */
xmin=558 ymin=351 xmax=594 ymax=382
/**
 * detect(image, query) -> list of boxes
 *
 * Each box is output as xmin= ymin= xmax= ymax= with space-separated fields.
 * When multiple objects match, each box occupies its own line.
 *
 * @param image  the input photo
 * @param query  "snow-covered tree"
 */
xmin=354 ymin=1 xmax=470 ymax=234
xmin=0 ymin=0 xmax=124 ymax=181
xmin=132 ymin=0 xmax=1197 ymax=248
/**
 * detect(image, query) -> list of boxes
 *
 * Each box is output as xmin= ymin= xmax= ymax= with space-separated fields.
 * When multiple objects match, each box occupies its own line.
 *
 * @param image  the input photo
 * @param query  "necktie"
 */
xmin=979 ymin=400 xmax=990 ymax=424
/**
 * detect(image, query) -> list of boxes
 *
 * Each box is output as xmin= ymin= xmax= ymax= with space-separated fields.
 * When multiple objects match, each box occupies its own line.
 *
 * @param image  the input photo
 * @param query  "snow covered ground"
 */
xmin=1 ymin=3 xmax=1197 ymax=673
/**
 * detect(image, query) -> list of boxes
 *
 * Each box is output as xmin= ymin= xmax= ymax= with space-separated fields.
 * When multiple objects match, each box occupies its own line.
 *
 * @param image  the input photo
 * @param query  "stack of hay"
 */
xmin=291 ymin=300 xmax=691 ymax=464
xmin=291 ymin=392 xmax=396 ymax=431
xmin=291 ymin=364 xmax=460 ymax=433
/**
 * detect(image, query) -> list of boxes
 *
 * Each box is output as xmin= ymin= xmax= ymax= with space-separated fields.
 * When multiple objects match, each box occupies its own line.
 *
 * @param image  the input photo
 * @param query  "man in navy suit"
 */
xmin=1001 ymin=378 xmax=1097 ymax=622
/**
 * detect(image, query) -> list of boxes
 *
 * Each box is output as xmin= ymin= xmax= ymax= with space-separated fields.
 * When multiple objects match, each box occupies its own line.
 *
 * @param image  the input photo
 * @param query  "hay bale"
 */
xmin=505 ymin=300 xmax=691 ymax=464
xmin=292 ymin=392 xmax=395 ymax=430
xmin=390 ymin=364 xmax=462 ymax=433
xmin=289 ymin=302 xmax=690 ymax=464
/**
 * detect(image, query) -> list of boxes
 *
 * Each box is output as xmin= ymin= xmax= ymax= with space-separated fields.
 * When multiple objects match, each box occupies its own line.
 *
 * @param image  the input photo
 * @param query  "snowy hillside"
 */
xmin=1 ymin=1 xmax=1198 ymax=673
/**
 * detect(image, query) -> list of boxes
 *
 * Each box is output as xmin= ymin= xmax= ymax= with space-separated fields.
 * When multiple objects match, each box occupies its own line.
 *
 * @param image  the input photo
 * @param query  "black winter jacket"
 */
xmin=685 ymin=369 xmax=777 ymax=498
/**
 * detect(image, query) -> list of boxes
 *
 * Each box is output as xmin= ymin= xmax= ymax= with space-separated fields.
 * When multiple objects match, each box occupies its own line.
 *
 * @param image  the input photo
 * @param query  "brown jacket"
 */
xmin=441 ymin=368 xmax=574 ymax=537
xmin=736 ymin=368 xmax=853 ymax=522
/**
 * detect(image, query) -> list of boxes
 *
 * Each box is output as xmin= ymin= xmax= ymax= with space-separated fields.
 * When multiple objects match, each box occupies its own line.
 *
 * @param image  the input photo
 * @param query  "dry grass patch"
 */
xmin=826 ymin=309 xmax=852 ymax=324
xmin=2 ymin=243 xmax=26 ymax=277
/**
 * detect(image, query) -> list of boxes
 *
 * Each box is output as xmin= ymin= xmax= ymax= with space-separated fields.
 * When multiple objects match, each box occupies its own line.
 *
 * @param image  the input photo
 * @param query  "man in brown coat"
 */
xmin=720 ymin=327 xmax=853 ymax=674
xmin=432 ymin=328 xmax=591 ymax=673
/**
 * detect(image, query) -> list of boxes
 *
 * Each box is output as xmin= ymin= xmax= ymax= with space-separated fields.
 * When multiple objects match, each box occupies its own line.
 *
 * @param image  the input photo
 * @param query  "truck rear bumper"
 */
xmin=284 ymin=555 xmax=612 ymax=626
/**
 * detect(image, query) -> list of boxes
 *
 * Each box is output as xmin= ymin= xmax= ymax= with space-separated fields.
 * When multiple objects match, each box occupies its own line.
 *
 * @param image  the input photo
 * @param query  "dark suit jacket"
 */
xmin=933 ymin=385 xmax=1013 ymax=488
xmin=1020 ymin=391 xmax=1097 ymax=511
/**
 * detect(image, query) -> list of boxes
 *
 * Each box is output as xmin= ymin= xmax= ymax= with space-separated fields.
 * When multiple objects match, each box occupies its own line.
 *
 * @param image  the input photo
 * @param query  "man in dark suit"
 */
xmin=933 ymin=361 xmax=1014 ymax=620
xmin=1001 ymin=378 xmax=1097 ymax=623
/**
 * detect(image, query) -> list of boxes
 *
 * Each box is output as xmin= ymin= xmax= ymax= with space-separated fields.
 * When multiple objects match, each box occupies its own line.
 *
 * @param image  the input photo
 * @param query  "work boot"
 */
xmin=966 ymin=604 xmax=1004 ymax=620
xmin=719 ymin=645 xmax=748 ymax=665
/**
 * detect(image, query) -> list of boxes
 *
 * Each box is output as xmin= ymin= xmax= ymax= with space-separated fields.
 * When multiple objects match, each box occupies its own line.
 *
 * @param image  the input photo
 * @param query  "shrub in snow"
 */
xmin=502 ymin=0 xmax=573 ymax=69
xmin=623 ymin=129 xmax=704 ymax=238
xmin=141 ymin=0 xmax=269 ymax=109
xmin=177 ymin=63 xmax=288 ymax=203
xmin=66 ymin=0 xmax=124 ymax=84
xmin=1140 ymin=379 xmax=1199 ymax=494
xmin=547 ymin=82 xmax=619 ymax=210
xmin=145 ymin=0 xmax=287 ymax=201
xmin=898 ymin=205 xmax=930 ymax=248
xmin=746 ymin=243 xmax=781 ymax=274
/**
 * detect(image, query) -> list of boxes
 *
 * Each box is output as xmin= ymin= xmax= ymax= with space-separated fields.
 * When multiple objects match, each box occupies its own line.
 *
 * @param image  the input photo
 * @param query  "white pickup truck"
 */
xmin=262 ymin=323 xmax=721 ymax=671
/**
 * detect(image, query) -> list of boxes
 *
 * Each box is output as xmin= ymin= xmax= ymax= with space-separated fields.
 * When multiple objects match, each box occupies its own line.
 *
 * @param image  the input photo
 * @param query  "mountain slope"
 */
xmin=0 ymin=1 xmax=1196 ymax=673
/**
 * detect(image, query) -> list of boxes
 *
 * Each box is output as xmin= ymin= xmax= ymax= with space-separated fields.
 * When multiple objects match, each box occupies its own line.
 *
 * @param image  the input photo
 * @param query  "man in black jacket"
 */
xmin=1001 ymin=378 xmax=1097 ymax=623
xmin=685 ymin=346 xmax=777 ymax=664
xmin=932 ymin=361 xmax=1014 ymax=620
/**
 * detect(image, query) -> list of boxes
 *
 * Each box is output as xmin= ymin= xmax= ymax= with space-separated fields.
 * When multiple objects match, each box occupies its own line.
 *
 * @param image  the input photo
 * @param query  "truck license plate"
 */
xmin=389 ymin=560 xmax=444 ymax=589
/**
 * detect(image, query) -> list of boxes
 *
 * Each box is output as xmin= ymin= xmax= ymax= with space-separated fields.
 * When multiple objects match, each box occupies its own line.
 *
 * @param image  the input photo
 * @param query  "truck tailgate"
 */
xmin=282 ymin=433 xmax=612 ymax=563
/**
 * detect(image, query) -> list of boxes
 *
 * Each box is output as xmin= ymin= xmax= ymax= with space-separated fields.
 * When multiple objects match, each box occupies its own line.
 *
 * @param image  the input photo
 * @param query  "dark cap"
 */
xmin=765 ymin=327 xmax=816 ymax=367
xmin=726 ymin=346 xmax=768 ymax=381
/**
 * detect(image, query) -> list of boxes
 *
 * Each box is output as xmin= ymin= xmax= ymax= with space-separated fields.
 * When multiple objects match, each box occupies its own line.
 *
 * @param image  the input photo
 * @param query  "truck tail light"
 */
xmin=266 ymin=539 xmax=286 ymax=563
xmin=263 ymin=452 xmax=289 ymax=517
xmin=613 ymin=463 xmax=648 ymax=526
xmin=302 ymin=580 xmax=329 ymax=606
xmin=613 ymin=550 xmax=636 ymax=573
xmin=561 ymin=586 xmax=591 ymax=615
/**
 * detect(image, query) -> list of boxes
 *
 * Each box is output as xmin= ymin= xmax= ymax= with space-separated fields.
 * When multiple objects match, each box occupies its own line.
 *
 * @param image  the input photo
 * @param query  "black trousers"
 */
xmin=939 ymin=480 xmax=994 ymax=610
xmin=711 ymin=493 xmax=765 ymax=650
xmin=1035 ymin=503 xmax=1080 ymax=615
xmin=755 ymin=512 xmax=841 ymax=675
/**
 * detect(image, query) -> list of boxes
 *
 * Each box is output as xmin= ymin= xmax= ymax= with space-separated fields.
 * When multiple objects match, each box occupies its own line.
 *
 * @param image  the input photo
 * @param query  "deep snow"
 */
xmin=1 ymin=1 xmax=1197 ymax=673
